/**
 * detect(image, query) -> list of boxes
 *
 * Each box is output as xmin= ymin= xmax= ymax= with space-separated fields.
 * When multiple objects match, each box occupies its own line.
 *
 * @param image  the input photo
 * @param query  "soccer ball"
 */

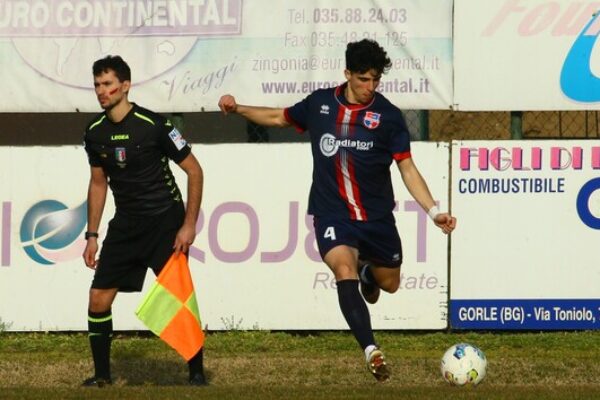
xmin=440 ymin=343 xmax=487 ymax=386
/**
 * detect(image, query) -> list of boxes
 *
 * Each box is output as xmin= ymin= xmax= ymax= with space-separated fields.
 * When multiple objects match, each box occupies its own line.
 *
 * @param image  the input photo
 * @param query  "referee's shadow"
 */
xmin=110 ymin=338 xmax=209 ymax=386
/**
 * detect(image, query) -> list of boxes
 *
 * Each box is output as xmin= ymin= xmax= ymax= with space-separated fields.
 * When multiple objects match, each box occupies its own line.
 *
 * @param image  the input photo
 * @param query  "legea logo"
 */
xmin=20 ymin=200 xmax=87 ymax=265
xmin=561 ymin=12 xmax=600 ymax=102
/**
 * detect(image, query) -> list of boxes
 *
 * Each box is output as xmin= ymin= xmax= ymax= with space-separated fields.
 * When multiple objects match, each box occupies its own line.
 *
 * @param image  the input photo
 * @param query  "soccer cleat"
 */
xmin=189 ymin=372 xmax=208 ymax=386
xmin=360 ymin=280 xmax=381 ymax=304
xmin=367 ymin=349 xmax=390 ymax=382
xmin=81 ymin=376 xmax=112 ymax=387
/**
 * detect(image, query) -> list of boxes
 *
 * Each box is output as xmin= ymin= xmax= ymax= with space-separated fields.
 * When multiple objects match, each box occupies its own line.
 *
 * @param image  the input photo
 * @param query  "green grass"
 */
xmin=1 ymin=331 xmax=600 ymax=399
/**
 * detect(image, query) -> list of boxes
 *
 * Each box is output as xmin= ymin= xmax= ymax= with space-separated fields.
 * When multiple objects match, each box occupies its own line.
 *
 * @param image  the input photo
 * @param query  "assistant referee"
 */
xmin=81 ymin=55 xmax=206 ymax=387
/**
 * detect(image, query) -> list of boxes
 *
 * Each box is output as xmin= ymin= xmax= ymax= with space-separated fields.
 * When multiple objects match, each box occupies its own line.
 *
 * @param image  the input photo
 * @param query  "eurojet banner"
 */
xmin=0 ymin=0 xmax=453 ymax=112
xmin=0 ymin=143 xmax=450 ymax=331
xmin=454 ymin=0 xmax=600 ymax=111
xmin=451 ymin=140 xmax=600 ymax=330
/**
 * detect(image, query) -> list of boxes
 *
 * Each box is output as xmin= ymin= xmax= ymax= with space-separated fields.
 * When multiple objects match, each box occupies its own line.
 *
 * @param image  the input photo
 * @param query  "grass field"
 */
xmin=1 ymin=330 xmax=600 ymax=400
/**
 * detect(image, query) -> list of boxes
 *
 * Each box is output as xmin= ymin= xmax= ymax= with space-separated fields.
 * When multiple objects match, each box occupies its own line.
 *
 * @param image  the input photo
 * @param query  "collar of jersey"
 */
xmin=105 ymin=102 xmax=137 ymax=125
xmin=335 ymin=83 xmax=376 ymax=111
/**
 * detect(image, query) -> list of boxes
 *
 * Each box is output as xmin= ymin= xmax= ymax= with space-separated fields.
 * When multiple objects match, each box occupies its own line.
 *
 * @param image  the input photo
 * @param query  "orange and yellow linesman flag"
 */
xmin=135 ymin=252 xmax=204 ymax=361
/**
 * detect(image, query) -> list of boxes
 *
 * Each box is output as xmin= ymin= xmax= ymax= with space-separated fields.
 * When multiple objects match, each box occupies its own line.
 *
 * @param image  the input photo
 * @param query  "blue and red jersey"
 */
xmin=284 ymin=83 xmax=411 ymax=221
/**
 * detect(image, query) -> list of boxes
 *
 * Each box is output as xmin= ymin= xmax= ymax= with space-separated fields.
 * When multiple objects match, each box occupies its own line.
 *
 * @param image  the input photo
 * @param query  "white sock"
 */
xmin=364 ymin=344 xmax=377 ymax=361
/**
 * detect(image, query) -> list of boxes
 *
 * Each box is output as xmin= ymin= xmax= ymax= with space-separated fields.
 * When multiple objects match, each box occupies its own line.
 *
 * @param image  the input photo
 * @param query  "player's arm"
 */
xmin=174 ymin=152 xmax=203 ymax=254
xmin=218 ymin=94 xmax=291 ymax=128
xmin=83 ymin=166 xmax=108 ymax=269
xmin=396 ymin=157 xmax=456 ymax=234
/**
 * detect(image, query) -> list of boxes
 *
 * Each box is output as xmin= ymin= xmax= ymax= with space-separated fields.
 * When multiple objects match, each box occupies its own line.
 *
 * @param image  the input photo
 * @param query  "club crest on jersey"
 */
xmin=363 ymin=111 xmax=381 ymax=129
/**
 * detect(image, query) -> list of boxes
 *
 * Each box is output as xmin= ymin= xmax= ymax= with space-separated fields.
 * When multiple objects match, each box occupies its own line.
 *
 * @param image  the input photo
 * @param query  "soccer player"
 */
xmin=218 ymin=39 xmax=456 ymax=382
xmin=82 ymin=56 xmax=207 ymax=387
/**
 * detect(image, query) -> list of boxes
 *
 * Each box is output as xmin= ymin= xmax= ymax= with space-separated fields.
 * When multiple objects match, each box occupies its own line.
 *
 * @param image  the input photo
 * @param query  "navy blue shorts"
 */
xmin=91 ymin=203 xmax=185 ymax=292
xmin=313 ymin=214 xmax=402 ymax=268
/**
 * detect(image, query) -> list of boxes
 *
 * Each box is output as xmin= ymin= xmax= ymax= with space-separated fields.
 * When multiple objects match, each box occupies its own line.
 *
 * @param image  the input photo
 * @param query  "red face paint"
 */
xmin=108 ymin=88 xmax=118 ymax=95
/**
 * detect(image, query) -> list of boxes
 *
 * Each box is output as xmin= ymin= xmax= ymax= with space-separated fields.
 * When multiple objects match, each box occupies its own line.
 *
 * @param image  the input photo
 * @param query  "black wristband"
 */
xmin=85 ymin=231 xmax=99 ymax=240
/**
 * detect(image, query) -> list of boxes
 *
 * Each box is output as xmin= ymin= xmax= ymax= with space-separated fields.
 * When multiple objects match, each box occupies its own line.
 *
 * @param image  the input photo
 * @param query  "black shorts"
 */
xmin=313 ymin=214 xmax=402 ymax=268
xmin=91 ymin=203 xmax=185 ymax=292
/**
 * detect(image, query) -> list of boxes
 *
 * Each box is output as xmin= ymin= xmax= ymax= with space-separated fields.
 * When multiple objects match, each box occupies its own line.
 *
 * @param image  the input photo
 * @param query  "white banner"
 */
xmin=454 ymin=0 xmax=600 ymax=110
xmin=0 ymin=142 xmax=450 ymax=331
xmin=0 ymin=0 xmax=453 ymax=112
xmin=450 ymin=140 xmax=600 ymax=329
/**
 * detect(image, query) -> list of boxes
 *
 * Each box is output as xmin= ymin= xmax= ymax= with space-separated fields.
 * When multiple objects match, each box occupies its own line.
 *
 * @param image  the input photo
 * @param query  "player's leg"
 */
xmin=355 ymin=262 xmax=397 ymax=380
xmin=83 ymin=287 xmax=118 ymax=387
xmin=369 ymin=267 xmax=400 ymax=293
xmin=357 ymin=215 xmax=402 ymax=304
xmin=314 ymin=216 xmax=389 ymax=381
xmin=323 ymin=246 xmax=390 ymax=381
xmin=355 ymin=217 xmax=402 ymax=380
xmin=357 ymin=260 xmax=380 ymax=304
xmin=323 ymin=245 xmax=374 ymax=348
xmin=358 ymin=262 xmax=400 ymax=303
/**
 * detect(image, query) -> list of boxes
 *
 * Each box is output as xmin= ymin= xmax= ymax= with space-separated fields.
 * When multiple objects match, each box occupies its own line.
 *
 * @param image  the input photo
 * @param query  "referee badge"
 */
xmin=115 ymin=147 xmax=127 ymax=167
xmin=363 ymin=111 xmax=381 ymax=129
xmin=168 ymin=128 xmax=187 ymax=151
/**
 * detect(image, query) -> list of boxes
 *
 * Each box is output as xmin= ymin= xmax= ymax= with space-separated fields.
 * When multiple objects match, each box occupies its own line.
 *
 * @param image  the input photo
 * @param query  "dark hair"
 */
xmin=92 ymin=55 xmax=131 ymax=82
xmin=345 ymin=39 xmax=392 ymax=75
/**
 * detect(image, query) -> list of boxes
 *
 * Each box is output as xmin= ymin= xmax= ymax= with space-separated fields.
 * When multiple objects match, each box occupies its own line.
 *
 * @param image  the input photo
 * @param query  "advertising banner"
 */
xmin=450 ymin=140 xmax=600 ymax=329
xmin=454 ymin=0 xmax=600 ymax=110
xmin=0 ymin=142 xmax=450 ymax=331
xmin=0 ymin=0 xmax=453 ymax=112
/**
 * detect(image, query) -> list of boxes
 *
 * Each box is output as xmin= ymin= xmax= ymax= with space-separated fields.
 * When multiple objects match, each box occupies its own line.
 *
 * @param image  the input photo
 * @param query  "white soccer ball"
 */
xmin=440 ymin=343 xmax=487 ymax=386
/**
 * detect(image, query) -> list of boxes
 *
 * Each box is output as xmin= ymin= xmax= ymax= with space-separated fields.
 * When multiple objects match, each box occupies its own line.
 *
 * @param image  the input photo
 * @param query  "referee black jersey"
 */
xmin=84 ymin=103 xmax=191 ymax=216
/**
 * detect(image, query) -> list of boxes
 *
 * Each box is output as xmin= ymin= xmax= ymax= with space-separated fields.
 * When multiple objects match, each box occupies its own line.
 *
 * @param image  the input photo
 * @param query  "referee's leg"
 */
xmin=83 ymin=288 xmax=118 ymax=387
xmin=89 ymin=288 xmax=118 ymax=313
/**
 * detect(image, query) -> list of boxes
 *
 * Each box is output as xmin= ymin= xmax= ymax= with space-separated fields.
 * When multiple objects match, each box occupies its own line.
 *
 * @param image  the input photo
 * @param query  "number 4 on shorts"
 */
xmin=324 ymin=226 xmax=336 ymax=240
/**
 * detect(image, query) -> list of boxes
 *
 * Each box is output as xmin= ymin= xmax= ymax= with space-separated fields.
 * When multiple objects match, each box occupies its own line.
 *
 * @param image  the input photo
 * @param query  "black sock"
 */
xmin=88 ymin=310 xmax=113 ymax=379
xmin=188 ymin=347 xmax=204 ymax=378
xmin=336 ymin=279 xmax=375 ymax=350
xmin=359 ymin=264 xmax=375 ymax=285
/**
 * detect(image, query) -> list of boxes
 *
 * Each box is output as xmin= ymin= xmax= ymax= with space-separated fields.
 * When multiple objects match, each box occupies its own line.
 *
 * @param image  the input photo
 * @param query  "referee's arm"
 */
xmin=83 ymin=166 xmax=108 ymax=268
xmin=173 ymin=153 xmax=203 ymax=254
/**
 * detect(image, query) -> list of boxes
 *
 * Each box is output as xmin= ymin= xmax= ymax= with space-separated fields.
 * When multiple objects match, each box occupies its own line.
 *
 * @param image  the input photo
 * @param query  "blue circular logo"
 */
xmin=576 ymin=178 xmax=600 ymax=230
xmin=20 ymin=200 xmax=87 ymax=265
